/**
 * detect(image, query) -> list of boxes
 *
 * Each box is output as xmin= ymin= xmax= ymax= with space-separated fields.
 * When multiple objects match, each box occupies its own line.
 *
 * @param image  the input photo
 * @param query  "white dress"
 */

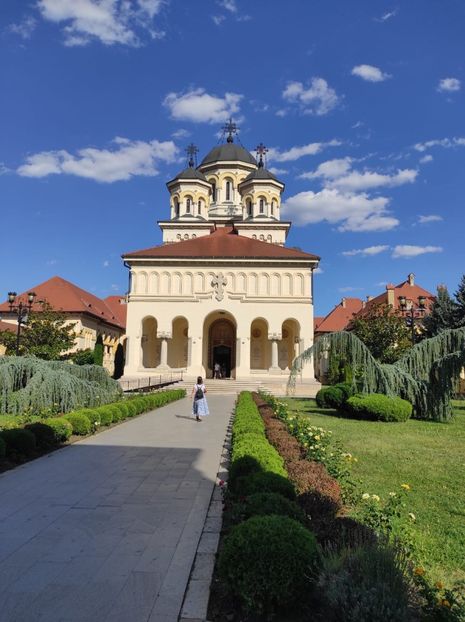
xmin=192 ymin=383 xmax=210 ymax=417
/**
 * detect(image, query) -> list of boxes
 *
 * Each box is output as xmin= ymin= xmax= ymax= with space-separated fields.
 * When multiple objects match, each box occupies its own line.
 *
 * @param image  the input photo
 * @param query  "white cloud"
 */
xmin=269 ymin=167 xmax=288 ymax=176
xmin=419 ymin=154 xmax=433 ymax=163
xmin=351 ymin=64 xmax=391 ymax=82
xmin=268 ymin=140 xmax=340 ymax=163
xmin=171 ymin=128 xmax=191 ymax=139
xmin=418 ymin=214 xmax=443 ymax=224
xmin=342 ymin=245 xmax=390 ymax=257
xmin=163 ymin=88 xmax=242 ymax=124
xmin=282 ymin=188 xmax=399 ymax=232
xmin=313 ymin=267 xmax=324 ymax=274
xmin=392 ymin=245 xmax=443 ymax=259
xmin=103 ymin=260 xmax=110 ymax=267
xmin=339 ymin=286 xmax=364 ymax=292
xmin=211 ymin=15 xmax=225 ymax=25
xmin=282 ymin=77 xmax=340 ymax=116
xmin=17 ymin=137 xmax=178 ymax=182
xmin=301 ymin=157 xmax=417 ymax=191
xmin=9 ymin=16 xmax=37 ymax=39
xmin=37 ymin=0 xmax=165 ymax=47
xmin=414 ymin=137 xmax=465 ymax=151
xmin=375 ymin=9 xmax=398 ymax=22
xmin=437 ymin=78 xmax=461 ymax=93
xmin=217 ymin=0 xmax=237 ymax=12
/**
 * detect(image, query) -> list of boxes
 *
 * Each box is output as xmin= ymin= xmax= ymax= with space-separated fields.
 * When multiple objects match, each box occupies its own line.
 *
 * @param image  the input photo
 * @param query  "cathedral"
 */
xmin=122 ymin=122 xmax=320 ymax=391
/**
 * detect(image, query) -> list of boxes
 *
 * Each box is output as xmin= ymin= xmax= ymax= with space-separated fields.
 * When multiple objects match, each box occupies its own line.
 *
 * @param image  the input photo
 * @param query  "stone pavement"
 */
xmin=0 ymin=394 xmax=234 ymax=622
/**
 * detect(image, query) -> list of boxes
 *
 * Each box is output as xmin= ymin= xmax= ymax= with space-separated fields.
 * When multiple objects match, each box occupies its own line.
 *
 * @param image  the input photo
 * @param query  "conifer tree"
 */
xmin=454 ymin=274 xmax=465 ymax=327
xmin=93 ymin=335 xmax=104 ymax=366
xmin=423 ymin=285 xmax=458 ymax=336
xmin=113 ymin=343 xmax=125 ymax=379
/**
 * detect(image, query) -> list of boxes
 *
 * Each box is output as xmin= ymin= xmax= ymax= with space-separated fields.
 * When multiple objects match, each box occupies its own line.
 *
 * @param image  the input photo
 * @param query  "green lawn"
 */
xmin=283 ymin=398 xmax=465 ymax=586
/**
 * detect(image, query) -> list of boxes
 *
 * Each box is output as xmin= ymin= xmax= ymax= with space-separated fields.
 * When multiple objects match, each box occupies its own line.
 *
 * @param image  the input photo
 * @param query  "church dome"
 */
xmin=200 ymin=142 xmax=257 ymax=166
xmin=240 ymin=167 xmax=279 ymax=183
xmin=168 ymin=166 xmax=208 ymax=184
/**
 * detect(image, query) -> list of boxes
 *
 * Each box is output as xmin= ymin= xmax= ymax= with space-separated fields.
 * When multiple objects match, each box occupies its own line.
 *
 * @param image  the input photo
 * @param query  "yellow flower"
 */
xmin=353 ymin=457 xmax=358 ymax=463
xmin=362 ymin=493 xmax=370 ymax=500
xmin=371 ymin=494 xmax=380 ymax=502
xmin=401 ymin=483 xmax=411 ymax=491
xmin=435 ymin=581 xmax=444 ymax=590
xmin=439 ymin=599 xmax=451 ymax=608
xmin=408 ymin=512 xmax=416 ymax=522
xmin=414 ymin=567 xmax=425 ymax=576
xmin=389 ymin=492 xmax=396 ymax=497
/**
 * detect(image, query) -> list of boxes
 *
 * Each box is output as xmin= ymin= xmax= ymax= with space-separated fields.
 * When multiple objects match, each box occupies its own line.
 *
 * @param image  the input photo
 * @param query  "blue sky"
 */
xmin=1 ymin=0 xmax=464 ymax=316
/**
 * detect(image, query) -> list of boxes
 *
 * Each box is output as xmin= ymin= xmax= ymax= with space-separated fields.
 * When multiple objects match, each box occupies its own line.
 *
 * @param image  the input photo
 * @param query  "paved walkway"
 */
xmin=0 ymin=395 xmax=234 ymax=622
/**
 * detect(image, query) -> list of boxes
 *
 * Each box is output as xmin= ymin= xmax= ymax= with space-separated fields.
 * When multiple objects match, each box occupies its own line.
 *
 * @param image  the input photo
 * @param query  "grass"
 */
xmin=283 ymin=397 xmax=465 ymax=586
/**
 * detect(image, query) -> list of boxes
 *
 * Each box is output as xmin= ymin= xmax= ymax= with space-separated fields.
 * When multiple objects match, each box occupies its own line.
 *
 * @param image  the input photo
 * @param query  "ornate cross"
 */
xmin=186 ymin=143 xmax=199 ymax=167
xmin=211 ymin=273 xmax=227 ymax=301
xmin=223 ymin=118 xmax=238 ymax=143
xmin=256 ymin=142 xmax=268 ymax=168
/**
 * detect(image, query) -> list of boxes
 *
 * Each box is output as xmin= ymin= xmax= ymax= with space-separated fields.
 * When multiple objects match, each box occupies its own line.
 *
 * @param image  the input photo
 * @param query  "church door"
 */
xmin=209 ymin=319 xmax=235 ymax=378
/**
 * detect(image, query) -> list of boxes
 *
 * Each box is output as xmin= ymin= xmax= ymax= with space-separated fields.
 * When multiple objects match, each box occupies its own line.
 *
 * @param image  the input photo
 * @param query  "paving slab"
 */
xmin=0 ymin=394 xmax=233 ymax=622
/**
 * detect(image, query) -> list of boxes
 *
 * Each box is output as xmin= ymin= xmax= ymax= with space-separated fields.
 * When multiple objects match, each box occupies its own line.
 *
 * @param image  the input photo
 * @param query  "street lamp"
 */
xmin=7 ymin=291 xmax=36 ymax=355
xmin=398 ymin=295 xmax=427 ymax=345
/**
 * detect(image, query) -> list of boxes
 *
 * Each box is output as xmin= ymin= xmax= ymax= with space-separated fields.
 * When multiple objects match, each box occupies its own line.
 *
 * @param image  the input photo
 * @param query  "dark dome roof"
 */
xmin=200 ymin=142 xmax=256 ymax=166
xmin=240 ymin=167 xmax=279 ymax=184
xmin=168 ymin=166 xmax=208 ymax=184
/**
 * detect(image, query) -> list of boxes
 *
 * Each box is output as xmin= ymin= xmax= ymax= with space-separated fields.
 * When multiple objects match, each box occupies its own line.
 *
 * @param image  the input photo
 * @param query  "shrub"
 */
xmin=74 ymin=409 xmax=101 ymax=431
xmin=0 ymin=415 xmax=23 ymax=431
xmin=64 ymin=412 xmax=91 ymax=435
xmin=227 ymin=492 xmax=306 ymax=527
xmin=334 ymin=382 xmax=354 ymax=401
xmin=42 ymin=418 xmax=72 ymax=443
xmin=112 ymin=402 xmax=128 ymax=420
xmin=128 ymin=397 xmax=145 ymax=415
xmin=0 ymin=436 xmax=5 ymax=459
xmin=345 ymin=393 xmax=412 ymax=422
xmin=96 ymin=406 xmax=113 ymax=426
xmin=219 ymin=515 xmax=318 ymax=616
xmin=0 ymin=428 xmax=36 ymax=457
xmin=232 ymin=435 xmax=286 ymax=477
xmin=228 ymin=455 xmax=262 ymax=487
xmin=318 ymin=543 xmax=413 ymax=621
xmin=234 ymin=471 xmax=296 ymax=500
xmin=124 ymin=401 xmax=138 ymax=417
xmin=316 ymin=386 xmax=345 ymax=409
xmin=24 ymin=422 xmax=56 ymax=449
xmin=265 ymin=427 xmax=303 ymax=463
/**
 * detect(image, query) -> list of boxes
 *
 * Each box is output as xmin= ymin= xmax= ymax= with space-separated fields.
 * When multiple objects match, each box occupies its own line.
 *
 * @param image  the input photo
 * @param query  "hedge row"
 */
xmin=219 ymin=392 xmax=318 ymax=617
xmin=0 ymin=389 xmax=186 ymax=460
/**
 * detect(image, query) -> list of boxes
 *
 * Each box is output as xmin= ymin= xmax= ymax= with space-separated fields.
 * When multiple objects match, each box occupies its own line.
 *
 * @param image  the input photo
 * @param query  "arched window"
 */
xmin=247 ymin=199 xmax=252 ymax=217
xmin=211 ymin=181 xmax=216 ymax=202
xmin=226 ymin=180 xmax=231 ymax=201
xmin=259 ymin=198 xmax=265 ymax=214
xmin=198 ymin=200 xmax=202 ymax=215
xmin=174 ymin=198 xmax=180 ymax=217
xmin=186 ymin=198 xmax=191 ymax=213
xmin=271 ymin=200 xmax=275 ymax=215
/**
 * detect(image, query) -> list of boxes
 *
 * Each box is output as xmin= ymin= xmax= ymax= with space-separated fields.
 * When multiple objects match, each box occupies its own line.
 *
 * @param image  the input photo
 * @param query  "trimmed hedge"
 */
xmin=43 ymin=418 xmax=73 ymax=443
xmin=230 ymin=492 xmax=306 ymax=526
xmin=316 ymin=383 xmax=354 ymax=409
xmin=233 ymin=469 xmax=296 ymax=500
xmin=219 ymin=515 xmax=318 ymax=616
xmin=232 ymin=435 xmax=286 ymax=478
xmin=345 ymin=393 xmax=412 ymax=422
xmin=95 ymin=406 xmax=114 ymax=426
xmin=24 ymin=422 xmax=56 ymax=449
xmin=64 ymin=412 xmax=92 ymax=435
xmin=0 ymin=428 xmax=36 ymax=457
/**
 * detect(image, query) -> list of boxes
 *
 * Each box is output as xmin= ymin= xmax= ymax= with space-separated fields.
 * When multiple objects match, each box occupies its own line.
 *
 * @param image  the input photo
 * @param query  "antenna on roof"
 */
xmin=185 ymin=143 xmax=199 ymax=168
xmin=255 ymin=142 xmax=268 ymax=168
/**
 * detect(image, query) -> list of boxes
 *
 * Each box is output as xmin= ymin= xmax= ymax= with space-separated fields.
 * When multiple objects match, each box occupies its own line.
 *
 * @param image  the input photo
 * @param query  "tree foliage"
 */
xmin=93 ymin=335 xmax=104 ymax=366
xmin=113 ymin=343 xmax=125 ymax=379
xmin=289 ymin=328 xmax=465 ymax=421
xmin=454 ymin=274 xmax=465 ymax=328
xmin=0 ymin=303 xmax=76 ymax=360
xmin=70 ymin=349 xmax=95 ymax=366
xmin=423 ymin=286 xmax=458 ymax=337
xmin=349 ymin=303 xmax=411 ymax=363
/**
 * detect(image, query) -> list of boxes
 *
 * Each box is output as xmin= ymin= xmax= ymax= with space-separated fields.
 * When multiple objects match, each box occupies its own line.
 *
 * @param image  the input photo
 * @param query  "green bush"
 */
xmin=74 ymin=409 xmax=101 ymax=431
xmin=318 ymin=544 xmax=413 ymax=621
xmin=0 ymin=428 xmax=36 ymax=457
xmin=234 ymin=471 xmax=296 ymax=500
xmin=0 ymin=436 xmax=6 ymax=459
xmin=316 ymin=386 xmax=345 ymax=409
xmin=64 ymin=412 xmax=92 ymax=435
xmin=24 ymin=422 xmax=56 ymax=449
xmin=124 ymin=401 xmax=138 ymax=417
xmin=0 ymin=415 xmax=23 ymax=431
xmin=42 ymin=418 xmax=72 ymax=442
xmin=112 ymin=402 xmax=128 ymax=420
xmin=228 ymin=492 xmax=306 ymax=526
xmin=345 ymin=393 xmax=412 ymax=422
xmin=334 ymin=382 xmax=355 ymax=401
xmin=232 ymin=435 xmax=286 ymax=477
xmin=219 ymin=515 xmax=318 ymax=616
xmin=96 ymin=406 xmax=114 ymax=426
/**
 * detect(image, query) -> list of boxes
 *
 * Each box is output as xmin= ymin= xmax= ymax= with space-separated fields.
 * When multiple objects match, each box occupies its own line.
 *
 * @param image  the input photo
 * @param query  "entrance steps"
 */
xmin=179 ymin=377 xmax=321 ymax=397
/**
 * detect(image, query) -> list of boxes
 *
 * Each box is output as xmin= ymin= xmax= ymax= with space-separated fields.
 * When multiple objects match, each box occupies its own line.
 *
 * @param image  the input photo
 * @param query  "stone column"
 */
xmin=268 ymin=332 xmax=281 ymax=373
xmin=157 ymin=331 xmax=171 ymax=369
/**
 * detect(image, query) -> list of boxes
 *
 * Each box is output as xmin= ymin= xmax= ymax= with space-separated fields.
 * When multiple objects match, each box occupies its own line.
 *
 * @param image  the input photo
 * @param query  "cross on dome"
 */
xmin=185 ymin=143 xmax=199 ymax=168
xmin=255 ymin=142 xmax=268 ymax=168
xmin=222 ymin=118 xmax=238 ymax=143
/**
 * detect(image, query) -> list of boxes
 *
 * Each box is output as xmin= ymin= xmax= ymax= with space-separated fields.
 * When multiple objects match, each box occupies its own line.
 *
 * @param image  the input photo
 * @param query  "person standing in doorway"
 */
xmin=214 ymin=362 xmax=221 ymax=379
xmin=191 ymin=376 xmax=209 ymax=421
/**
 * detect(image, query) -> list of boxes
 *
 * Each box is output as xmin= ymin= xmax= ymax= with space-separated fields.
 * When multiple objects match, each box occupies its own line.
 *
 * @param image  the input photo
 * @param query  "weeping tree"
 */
xmin=0 ymin=357 xmax=122 ymax=415
xmin=289 ymin=327 xmax=465 ymax=422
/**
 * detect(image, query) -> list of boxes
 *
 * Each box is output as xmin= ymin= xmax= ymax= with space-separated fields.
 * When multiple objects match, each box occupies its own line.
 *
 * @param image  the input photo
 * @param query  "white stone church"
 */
xmin=122 ymin=123 xmax=320 ymax=392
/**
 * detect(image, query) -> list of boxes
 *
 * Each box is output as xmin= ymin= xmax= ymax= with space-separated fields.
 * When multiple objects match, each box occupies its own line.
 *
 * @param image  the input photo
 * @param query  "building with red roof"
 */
xmin=0 ymin=276 xmax=126 ymax=373
xmin=122 ymin=125 xmax=320 ymax=392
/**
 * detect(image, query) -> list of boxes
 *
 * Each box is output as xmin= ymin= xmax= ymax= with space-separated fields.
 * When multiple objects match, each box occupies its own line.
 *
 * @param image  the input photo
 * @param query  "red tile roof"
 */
xmin=0 ymin=320 xmax=15 ymax=334
xmin=0 ymin=276 xmax=125 ymax=330
xmin=314 ymin=316 xmax=325 ymax=330
xmin=354 ymin=275 xmax=435 ymax=318
xmin=124 ymin=226 xmax=319 ymax=261
xmin=315 ymin=298 xmax=364 ymax=334
xmin=104 ymin=295 xmax=127 ymax=328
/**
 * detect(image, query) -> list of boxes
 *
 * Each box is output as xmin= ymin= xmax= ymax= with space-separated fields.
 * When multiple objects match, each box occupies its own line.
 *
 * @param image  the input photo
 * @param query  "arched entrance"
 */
xmin=203 ymin=313 xmax=236 ymax=379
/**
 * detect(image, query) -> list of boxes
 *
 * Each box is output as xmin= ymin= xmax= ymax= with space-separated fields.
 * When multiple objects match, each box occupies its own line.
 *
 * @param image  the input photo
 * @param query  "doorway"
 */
xmin=207 ymin=317 xmax=236 ymax=379
xmin=213 ymin=344 xmax=232 ymax=378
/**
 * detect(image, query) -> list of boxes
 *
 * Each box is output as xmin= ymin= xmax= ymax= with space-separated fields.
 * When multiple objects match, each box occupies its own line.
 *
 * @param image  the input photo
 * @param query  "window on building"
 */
xmin=174 ymin=198 xmax=180 ymax=217
xmin=226 ymin=181 xmax=231 ymax=201
xmin=259 ymin=198 xmax=264 ymax=214
xmin=211 ymin=181 xmax=216 ymax=202
xmin=247 ymin=200 xmax=252 ymax=216
xmin=198 ymin=200 xmax=202 ymax=215
xmin=186 ymin=198 xmax=191 ymax=213
xmin=271 ymin=201 xmax=275 ymax=215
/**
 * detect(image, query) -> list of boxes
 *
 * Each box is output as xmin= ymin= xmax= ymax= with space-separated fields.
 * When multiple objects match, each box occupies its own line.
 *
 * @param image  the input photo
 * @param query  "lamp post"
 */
xmin=7 ymin=291 xmax=36 ymax=355
xmin=398 ymin=295 xmax=427 ymax=345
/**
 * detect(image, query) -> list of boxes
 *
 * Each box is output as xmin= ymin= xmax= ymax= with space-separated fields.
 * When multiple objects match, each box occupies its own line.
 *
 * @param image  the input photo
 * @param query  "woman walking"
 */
xmin=191 ymin=376 xmax=209 ymax=421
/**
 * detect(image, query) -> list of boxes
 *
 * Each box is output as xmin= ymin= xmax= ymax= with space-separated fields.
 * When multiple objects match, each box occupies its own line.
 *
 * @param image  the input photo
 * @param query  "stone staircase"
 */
xmin=179 ymin=377 xmax=320 ymax=397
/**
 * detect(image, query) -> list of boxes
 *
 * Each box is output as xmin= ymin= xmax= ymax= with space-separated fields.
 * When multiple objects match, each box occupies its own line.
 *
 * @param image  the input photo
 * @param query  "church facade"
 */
xmin=122 ymin=125 xmax=320 ymax=386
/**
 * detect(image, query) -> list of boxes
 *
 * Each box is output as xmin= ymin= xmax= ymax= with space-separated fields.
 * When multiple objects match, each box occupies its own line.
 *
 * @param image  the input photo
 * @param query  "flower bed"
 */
xmin=0 ymin=388 xmax=186 ymax=469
